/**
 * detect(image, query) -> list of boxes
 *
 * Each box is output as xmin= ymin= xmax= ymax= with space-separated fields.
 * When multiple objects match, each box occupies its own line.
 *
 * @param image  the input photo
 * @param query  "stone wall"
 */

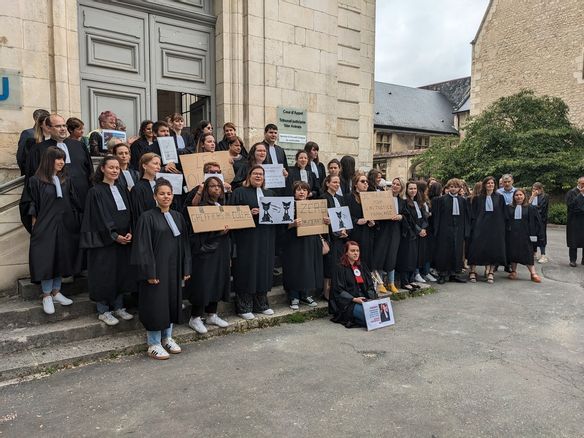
xmin=215 ymin=0 xmax=376 ymax=167
xmin=0 ymin=0 xmax=81 ymax=175
xmin=471 ymin=0 xmax=584 ymax=127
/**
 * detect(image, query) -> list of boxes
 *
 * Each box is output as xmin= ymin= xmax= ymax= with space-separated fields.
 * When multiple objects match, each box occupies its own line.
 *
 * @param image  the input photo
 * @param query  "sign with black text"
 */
xmin=362 ymin=298 xmax=395 ymax=331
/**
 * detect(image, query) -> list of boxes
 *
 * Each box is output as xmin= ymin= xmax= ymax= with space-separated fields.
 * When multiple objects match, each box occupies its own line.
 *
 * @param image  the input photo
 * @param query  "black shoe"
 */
xmin=504 ymin=265 xmax=512 ymax=273
xmin=581 ymin=259 xmax=584 ymax=265
xmin=449 ymin=275 xmax=467 ymax=283
xmin=437 ymin=276 xmax=446 ymax=284
xmin=410 ymin=283 xmax=421 ymax=290
xmin=570 ymin=261 xmax=577 ymax=267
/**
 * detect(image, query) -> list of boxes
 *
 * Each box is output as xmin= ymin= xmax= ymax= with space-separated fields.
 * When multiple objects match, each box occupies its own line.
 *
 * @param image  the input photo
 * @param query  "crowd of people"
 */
xmin=16 ymin=108 xmax=583 ymax=361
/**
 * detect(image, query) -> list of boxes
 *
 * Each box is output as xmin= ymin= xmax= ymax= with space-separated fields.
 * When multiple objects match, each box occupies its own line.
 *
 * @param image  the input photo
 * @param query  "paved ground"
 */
xmin=1 ymin=228 xmax=583 ymax=437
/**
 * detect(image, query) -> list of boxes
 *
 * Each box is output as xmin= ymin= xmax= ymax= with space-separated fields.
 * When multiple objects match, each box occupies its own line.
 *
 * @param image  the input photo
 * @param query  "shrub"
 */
xmin=548 ymin=202 xmax=567 ymax=225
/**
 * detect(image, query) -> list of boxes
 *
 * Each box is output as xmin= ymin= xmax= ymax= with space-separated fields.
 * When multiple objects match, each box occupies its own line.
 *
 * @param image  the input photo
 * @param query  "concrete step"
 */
xmin=18 ymin=277 xmax=89 ymax=301
xmin=0 ymin=302 xmax=328 ymax=383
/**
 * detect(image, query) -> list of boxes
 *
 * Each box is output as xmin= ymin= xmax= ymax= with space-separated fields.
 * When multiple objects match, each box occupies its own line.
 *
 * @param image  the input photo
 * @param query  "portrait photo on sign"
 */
xmin=328 ymin=206 xmax=353 ymax=232
xmin=101 ymin=130 xmax=126 ymax=150
xmin=362 ymin=298 xmax=395 ymax=331
xmin=258 ymin=196 xmax=295 ymax=224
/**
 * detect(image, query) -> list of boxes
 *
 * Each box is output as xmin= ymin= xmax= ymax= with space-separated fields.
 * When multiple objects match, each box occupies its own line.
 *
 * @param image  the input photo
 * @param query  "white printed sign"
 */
xmin=157 ymin=137 xmax=178 ymax=165
xmin=258 ymin=196 xmax=294 ymax=225
xmin=262 ymin=164 xmax=286 ymax=189
xmin=328 ymin=206 xmax=353 ymax=232
xmin=362 ymin=298 xmax=395 ymax=331
xmin=156 ymin=172 xmax=183 ymax=194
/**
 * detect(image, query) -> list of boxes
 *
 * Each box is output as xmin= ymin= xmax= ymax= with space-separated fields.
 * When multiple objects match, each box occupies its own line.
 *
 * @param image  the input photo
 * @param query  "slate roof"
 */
xmin=419 ymin=76 xmax=471 ymax=110
xmin=455 ymin=96 xmax=470 ymax=113
xmin=374 ymin=81 xmax=459 ymax=134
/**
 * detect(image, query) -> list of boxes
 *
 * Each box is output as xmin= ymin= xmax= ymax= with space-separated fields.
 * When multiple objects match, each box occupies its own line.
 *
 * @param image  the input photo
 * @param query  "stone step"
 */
xmin=18 ymin=277 xmax=89 ymax=301
xmin=0 ymin=303 xmax=328 ymax=383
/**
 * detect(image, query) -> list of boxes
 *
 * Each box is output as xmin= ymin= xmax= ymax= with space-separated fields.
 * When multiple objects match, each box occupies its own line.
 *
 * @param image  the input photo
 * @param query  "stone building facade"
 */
xmin=471 ymin=0 xmax=584 ymax=126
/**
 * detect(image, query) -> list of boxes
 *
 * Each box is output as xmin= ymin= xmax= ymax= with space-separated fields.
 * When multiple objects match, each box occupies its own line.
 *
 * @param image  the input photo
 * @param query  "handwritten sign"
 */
xmin=328 ymin=206 xmax=353 ymax=232
xmin=296 ymin=199 xmax=329 ymax=236
xmin=262 ymin=164 xmax=286 ymax=189
xmin=157 ymin=137 xmax=179 ymax=165
xmin=156 ymin=172 xmax=183 ymax=194
xmin=258 ymin=196 xmax=294 ymax=225
xmin=180 ymin=151 xmax=235 ymax=190
xmin=362 ymin=298 xmax=395 ymax=331
xmin=359 ymin=191 xmax=397 ymax=220
xmin=187 ymin=205 xmax=255 ymax=233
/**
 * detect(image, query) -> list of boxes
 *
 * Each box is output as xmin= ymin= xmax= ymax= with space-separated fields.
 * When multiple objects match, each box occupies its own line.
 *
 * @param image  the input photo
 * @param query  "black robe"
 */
xmin=532 ymin=193 xmax=549 ymax=248
xmin=129 ymin=178 xmax=157 ymax=230
xmin=25 ymin=176 xmax=82 ymax=281
xmin=89 ymin=131 xmax=106 ymax=157
xmin=116 ymin=168 xmax=140 ymax=193
xmin=229 ymin=186 xmax=276 ymax=295
xmin=417 ymin=202 xmax=432 ymax=268
xmin=262 ymin=142 xmax=289 ymax=169
xmin=347 ymin=194 xmax=375 ymax=268
xmin=432 ymin=194 xmax=471 ymax=273
xmin=372 ymin=197 xmax=406 ymax=273
xmin=309 ymin=161 xmax=326 ymax=192
xmin=80 ymin=182 xmax=136 ymax=303
xmin=565 ymin=188 xmax=584 ymax=248
xmin=182 ymin=199 xmax=231 ymax=308
xmin=217 ymin=138 xmax=249 ymax=158
xmin=396 ymin=201 xmax=420 ymax=273
xmin=129 ymin=137 xmax=153 ymax=171
xmin=285 ymin=166 xmax=319 ymax=199
xmin=131 ymin=208 xmax=192 ymax=331
xmin=507 ymin=205 xmax=543 ymax=265
xmin=171 ymin=132 xmax=196 ymax=155
xmin=467 ymin=193 xmax=508 ymax=266
xmin=330 ymin=263 xmax=377 ymax=328
xmin=282 ymin=219 xmax=324 ymax=293
xmin=322 ymin=192 xmax=349 ymax=278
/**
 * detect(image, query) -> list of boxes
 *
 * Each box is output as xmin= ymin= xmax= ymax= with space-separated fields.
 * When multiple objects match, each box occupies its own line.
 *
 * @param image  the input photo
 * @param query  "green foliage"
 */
xmin=416 ymin=90 xmax=584 ymax=192
xmin=548 ymin=202 xmax=567 ymax=225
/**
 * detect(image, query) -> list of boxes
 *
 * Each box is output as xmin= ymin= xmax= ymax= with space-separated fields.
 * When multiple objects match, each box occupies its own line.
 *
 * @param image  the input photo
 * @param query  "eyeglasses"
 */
xmin=358 ymin=179 xmax=368 ymax=183
xmin=251 ymin=172 xmax=264 ymax=176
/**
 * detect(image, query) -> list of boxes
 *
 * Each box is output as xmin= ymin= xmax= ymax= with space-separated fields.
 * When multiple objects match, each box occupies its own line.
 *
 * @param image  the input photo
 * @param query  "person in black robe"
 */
xmin=112 ymin=143 xmax=140 ymax=192
xmin=23 ymin=146 xmax=81 ymax=314
xmin=231 ymin=142 xmax=269 ymax=189
xmin=467 ymin=176 xmax=508 ymax=284
xmin=396 ymin=182 xmax=424 ymax=291
xmin=371 ymin=177 xmax=407 ymax=294
xmin=285 ymin=150 xmax=319 ymax=199
xmin=229 ymin=165 xmax=276 ymax=319
xmin=182 ymin=176 xmax=231 ymax=334
xmin=88 ymin=111 xmax=118 ymax=157
xmin=507 ymin=189 xmax=543 ymax=282
xmin=330 ymin=241 xmax=377 ymax=328
xmin=432 ymin=178 xmax=471 ymax=284
xmin=80 ymin=156 xmax=136 ymax=326
xmin=282 ymin=181 xmax=325 ymax=309
xmin=131 ymin=178 xmax=191 ymax=360
xmin=129 ymin=152 xmax=161 ymax=230
xmin=529 ymin=182 xmax=550 ymax=263
xmin=169 ymin=113 xmax=196 ymax=155
xmin=321 ymin=175 xmax=349 ymax=301
xmin=24 ymin=114 xmax=93 ymax=230
xmin=565 ymin=177 xmax=584 ymax=267
xmin=347 ymin=175 xmax=375 ymax=268
xmin=129 ymin=120 xmax=155 ymax=171
xmin=339 ymin=156 xmax=356 ymax=202
xmin=17 ymin=109 xmax=50 ymax=175
xmin=304 ymin=141 xmax=326 ymax=191
xmin=414 ymin=180 xmax=436 ymax=282
xmin=216 ymin=122 xmax=249 ymax=158
xmin=228 ymin=136 xmax=248 ymax=178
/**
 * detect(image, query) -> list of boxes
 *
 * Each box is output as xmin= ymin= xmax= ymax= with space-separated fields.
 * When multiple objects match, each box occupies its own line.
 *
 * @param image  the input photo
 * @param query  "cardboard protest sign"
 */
xmin=156 ymin=172 xmax=183 ymax=194
xmin=362 ymin=298 xmax=395 ymax=331
xmin=359 ymin=191 xmax=397 ymax=220
xmin=296 ymin=199 xmax=329 ymax=236
xmin=101 ymin=130 xmax=126 ymax=151
xmin=187 ymin=205 xmax=255 ymax=233
xmin=180 ymin=151 xmax=235 ymax=190
xmin=258 ymin=196 xmax=294 ymax=225
xmin=262 ymin=164 xmax=286 ymax=189
xmin=328 ymin=206 xmax=353 ymax=232
xmin=157 ymin=137 xmax=178 ymax=164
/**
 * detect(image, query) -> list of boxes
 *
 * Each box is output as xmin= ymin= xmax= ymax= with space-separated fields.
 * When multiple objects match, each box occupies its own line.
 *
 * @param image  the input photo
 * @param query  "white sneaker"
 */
xmin=424 ymin=273 xmax=437 ymax=282
xmin=162 ymin=337 xmax=181 ymax=354
xmin=148 ymin=344 xmax=169 ymax=360
xmin=98 ymin=311 xmax=119 ymax=326
xmin=413 ymin=273 xmax=426 ymax=283
xmin=51 ymin=292 xmax=73 ymax=306
xmin=113 ymin=308 xmax=134 ymax=321
xmin=290 ymin=299 xmax=300 ymax=310
xmin=262 ymin=308 xmax=274 ymax=315
xmin=188 ymin=316 xmax=208 ymax=334
xmin=538 ymin=255 xmax=549 ymax=264
xmin=42 ymin=295 xmax=55 ymax=315
xmin=206 ymin=314 xmax=229 ymax=328
xmin=239 ymin=312 xmax=255 ymax=320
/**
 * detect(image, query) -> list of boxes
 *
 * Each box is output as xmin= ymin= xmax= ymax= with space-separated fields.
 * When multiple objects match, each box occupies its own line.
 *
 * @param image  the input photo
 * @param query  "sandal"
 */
xmin=487 ymin=272 xmax=494 ymax=284
xmin=508 ymin=271 xmax=517 ymax=280
xmin=469 ymin=272 xmax=477 ymax=283
xmin=531 ymin=273 xmax=542 ymax=283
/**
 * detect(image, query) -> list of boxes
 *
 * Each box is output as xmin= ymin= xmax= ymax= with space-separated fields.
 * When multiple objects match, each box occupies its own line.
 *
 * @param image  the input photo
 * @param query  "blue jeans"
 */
xmin=96 ymin=294 xmax=124 ymax=314
xmin=147 ymin=325 xmax=173 ymax=346
xmin=287 ymin=290 xmax=309 ymax=300
xmin=352 ymin=304 xmax=366 ymax=326
xmin=41 ymin=277 xmax=62 ymax=294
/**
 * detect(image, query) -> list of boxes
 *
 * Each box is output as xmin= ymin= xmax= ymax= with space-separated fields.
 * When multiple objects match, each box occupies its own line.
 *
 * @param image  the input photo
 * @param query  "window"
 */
xmin=414 ymin=135 xmax=430 ymax=149
xmin=376 ymin=132 xmax=392 ymax=153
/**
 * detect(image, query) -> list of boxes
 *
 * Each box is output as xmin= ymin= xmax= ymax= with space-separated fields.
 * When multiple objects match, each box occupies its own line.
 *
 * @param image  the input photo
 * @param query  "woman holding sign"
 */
xmin=113 ymin=143 xmax=139 ymax=192
xmin=130 ymin=152 xmax=161 ymax=229
xmin=229 ymin=165 xmax=276 ymax=319
xmin=283 ymin=181 xmax=324 ymax=310
xmin=330 ymin=241 xmax=377 ymax=328
xmin=183 ymin=176 xmax=231 ymax=333
xmin=131 ymin=178 xmax=191 ymax=360
xmin=286 ymin=150 xmax=319 ymax=199
xmin=347 ymin=174 xmax=375 ymax=268
xmin=80 ymin=156 xmax=136 ymax=326
xmin=321 ymin=174 xmax=349 ymax=300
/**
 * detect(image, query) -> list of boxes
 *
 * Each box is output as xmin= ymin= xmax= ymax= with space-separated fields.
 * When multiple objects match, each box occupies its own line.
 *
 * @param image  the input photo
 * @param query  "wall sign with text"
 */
xmin=0 ymin=69 xmax=23 ymax=110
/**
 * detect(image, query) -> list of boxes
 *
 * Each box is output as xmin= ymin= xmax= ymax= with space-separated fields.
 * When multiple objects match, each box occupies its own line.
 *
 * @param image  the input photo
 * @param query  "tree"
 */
xmin=416 ymin=90 xmax=584 ymax=192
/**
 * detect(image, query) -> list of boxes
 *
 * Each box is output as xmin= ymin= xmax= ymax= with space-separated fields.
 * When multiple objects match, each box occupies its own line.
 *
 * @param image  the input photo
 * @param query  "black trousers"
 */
xmin=235 ymin=292 xmax=269 ymax=314
xmin=569 ymin=247 xmax=582 ymax=262
xmin=191 ymin=301 xmax=218 ymax=318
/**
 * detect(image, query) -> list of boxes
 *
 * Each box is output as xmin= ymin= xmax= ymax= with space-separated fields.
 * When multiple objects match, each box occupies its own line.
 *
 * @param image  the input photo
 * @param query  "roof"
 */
xmin=472 ymin=0 xmax=494 ymax=44
xmin=419 ymin=76 xmax=471 ymax=109
xmin=374 ymin=82 xmax=459 ymax=135
xmin=454 ymin=96 xmax=470 ymax=113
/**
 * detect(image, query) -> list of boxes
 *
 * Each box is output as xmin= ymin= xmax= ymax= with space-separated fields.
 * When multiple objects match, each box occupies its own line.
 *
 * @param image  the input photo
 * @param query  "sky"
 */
xmin=375 ymin=0 xmax=490 ymax=87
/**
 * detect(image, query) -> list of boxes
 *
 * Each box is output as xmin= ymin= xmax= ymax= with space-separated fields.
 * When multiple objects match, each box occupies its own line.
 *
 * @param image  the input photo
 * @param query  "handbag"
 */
xmin=321 ymin=236 xmax=330 ymax=255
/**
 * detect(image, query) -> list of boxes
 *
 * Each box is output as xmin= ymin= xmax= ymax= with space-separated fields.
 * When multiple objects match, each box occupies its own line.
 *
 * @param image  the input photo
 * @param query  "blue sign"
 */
xmin=0 ymin=69 xmax=22 ymax=110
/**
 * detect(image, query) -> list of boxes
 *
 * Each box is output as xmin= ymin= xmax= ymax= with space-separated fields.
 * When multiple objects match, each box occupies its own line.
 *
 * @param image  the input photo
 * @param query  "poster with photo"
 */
xmin=328 ymin=206 xmax=353 ymax=232
xmin=101 ymin=130 xmax=126 ymax=151
xmin=258 ymin=196 xmax=295 ymax=225
xmin=362 ymin=298 xmax=395 ymax=331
